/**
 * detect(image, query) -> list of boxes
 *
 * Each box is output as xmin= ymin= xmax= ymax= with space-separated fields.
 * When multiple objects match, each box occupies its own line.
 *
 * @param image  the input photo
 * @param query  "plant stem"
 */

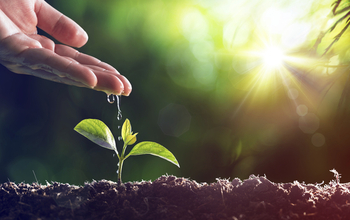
xmin=118 ymin=159 xmax=124 ymax=184
xmin=121 ymin=143 xmax=127 ymax=158
xmin=117 ymin=143 xmax=128 ymax=184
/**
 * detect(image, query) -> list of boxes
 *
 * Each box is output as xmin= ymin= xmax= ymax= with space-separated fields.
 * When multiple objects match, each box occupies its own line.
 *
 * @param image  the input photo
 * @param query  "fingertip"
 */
xmin=122 ymin=88 xmax=132 ymax=96
xmin=74 ymin=28 xmax=88 ymax=48
xmin=63 ymin=23 xmax=88 ymax=48
xmin=84 ymin=68 xmax=98 ymax=88
xmin=93 ymin=72 xmax=124 ymax=95
xmin=120 ymin=76 xmax=132 ymax=96
xmin=110 ymin=75 xmax=125 ymax=95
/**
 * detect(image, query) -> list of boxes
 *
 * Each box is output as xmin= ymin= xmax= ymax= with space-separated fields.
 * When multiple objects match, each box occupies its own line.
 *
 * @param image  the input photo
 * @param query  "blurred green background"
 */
xmin=1 ymin=0 xmax=350 ymax=185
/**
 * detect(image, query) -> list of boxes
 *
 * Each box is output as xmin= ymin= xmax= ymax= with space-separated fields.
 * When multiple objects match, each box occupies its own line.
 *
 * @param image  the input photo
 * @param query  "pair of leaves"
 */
xmin=74 ymin=119 xmax=179 ymax=168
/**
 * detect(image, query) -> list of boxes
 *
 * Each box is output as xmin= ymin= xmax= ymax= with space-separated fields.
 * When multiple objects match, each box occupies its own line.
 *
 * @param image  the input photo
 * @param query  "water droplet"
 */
xmin=107 ymin=94 xmax=122 ymax=120
xmin=113 ymin=153 xmax=116 ymax=157
xmin=117 ymin=113 xmax=122 ymax=120
xmin=118 ymin=126 xmax=121 ymax=129
xmin=116 ymin=170 xmax=119 ymax=174
xmin=107 ymin=94 xmax=115 ymax=104
xmin=118 ymin=136 xmax=122 ymax=141
xmin=115 ymin=95 xmax=122 ymax=120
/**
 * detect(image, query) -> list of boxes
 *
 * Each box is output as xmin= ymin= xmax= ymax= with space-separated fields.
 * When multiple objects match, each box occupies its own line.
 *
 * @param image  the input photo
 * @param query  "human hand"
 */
xmin=0 ymin=0 xmax=131 ymax=96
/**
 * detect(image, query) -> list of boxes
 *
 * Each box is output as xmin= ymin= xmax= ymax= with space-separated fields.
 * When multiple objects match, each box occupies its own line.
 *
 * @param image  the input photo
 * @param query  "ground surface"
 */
xmin=1 ymin=175 xmax=350 ymax=219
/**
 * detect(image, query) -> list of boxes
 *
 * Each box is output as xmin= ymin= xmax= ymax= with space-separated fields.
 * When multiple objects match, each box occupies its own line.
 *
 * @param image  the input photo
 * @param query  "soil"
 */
xmin=1 ymin=175 xmax=350 ymax=220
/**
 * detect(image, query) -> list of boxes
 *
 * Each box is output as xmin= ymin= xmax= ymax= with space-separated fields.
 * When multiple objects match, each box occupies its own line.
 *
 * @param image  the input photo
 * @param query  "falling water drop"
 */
xmin=107 ymin=94 xmax=123 ymax=120
xmin=107 ymin=94 xmax=115 ymax=104
xmin=115 ymin=95 xmax=122 ymax=120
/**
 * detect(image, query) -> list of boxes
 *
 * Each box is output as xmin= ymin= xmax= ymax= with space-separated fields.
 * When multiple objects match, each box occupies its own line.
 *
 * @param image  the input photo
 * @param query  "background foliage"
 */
xmin=1 ymin=0 xmax=350 ymax=185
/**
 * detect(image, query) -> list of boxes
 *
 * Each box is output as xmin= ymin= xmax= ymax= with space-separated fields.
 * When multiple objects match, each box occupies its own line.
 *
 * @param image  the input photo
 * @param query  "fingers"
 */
xmin=35 ymin=0 xmax=88 ymax=48
xmin=6 ymin=47 xmax=132 ymax=95
xmin=0 ymin=32 xmax=132 ymax=95
xmin=9 ymin=46 xmax=131 ymax=95
xmin=54 ymin=44 xmax=132 ymax=95
xmin=2 ymin=60 xmax=88 ymax=87
xmin=55 ymin=44 xmax=118 ymax=73
xmin=17 ymin=47 xmax=98 ymax=87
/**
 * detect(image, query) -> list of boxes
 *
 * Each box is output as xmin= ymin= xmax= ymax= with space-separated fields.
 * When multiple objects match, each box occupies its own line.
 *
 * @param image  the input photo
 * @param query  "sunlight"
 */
xmin=261 ymin=46 xmax=285 ymax=69
xmin=174 ymin=1 xmax=319 ymax=104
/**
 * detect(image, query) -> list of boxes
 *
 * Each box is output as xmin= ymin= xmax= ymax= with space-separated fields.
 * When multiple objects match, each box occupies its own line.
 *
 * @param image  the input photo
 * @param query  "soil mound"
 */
xmin=1 ymin=175 xmax=349 ymax=219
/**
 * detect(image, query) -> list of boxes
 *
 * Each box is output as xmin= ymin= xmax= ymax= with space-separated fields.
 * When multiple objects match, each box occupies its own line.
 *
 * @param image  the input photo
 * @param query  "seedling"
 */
xmin=74 ymin=118 xmax=180 ymax=183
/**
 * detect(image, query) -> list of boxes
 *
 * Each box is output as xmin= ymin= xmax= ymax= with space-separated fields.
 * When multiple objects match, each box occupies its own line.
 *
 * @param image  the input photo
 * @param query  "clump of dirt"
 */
xmin=1 ymin=175 xmax=350 ymax=219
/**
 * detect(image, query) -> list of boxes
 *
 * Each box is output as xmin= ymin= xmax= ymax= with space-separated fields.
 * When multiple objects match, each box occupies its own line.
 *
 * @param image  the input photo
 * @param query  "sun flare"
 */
xmin=261 ymin=46 xmax=285 ymax=69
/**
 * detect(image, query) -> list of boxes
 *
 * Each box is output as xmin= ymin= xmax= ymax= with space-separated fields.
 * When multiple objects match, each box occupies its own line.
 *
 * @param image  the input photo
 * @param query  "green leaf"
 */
xmin=121 ymin=119 xmax=132 ymax=142
xmin=125 ymin=133 xmax=138 ymax=146
xmin=74 ymin=119 xmax=117 ymax=152
xmin=126 ymin=141 xmax=180 ymax=167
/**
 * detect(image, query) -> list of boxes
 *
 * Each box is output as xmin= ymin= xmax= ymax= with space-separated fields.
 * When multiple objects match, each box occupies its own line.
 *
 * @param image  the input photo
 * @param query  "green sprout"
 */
xmin=74 ymin=118 xmax=180 ymax=183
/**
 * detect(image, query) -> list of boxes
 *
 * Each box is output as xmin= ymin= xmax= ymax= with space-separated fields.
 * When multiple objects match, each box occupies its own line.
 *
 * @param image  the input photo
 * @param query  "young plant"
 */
xmin=74 ymin=118 xmax=180 ymax=183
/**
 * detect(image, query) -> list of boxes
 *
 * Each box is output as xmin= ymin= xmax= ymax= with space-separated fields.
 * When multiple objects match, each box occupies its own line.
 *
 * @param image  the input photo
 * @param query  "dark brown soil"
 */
xmin=1 ymin=175 xmax=350 ymax=220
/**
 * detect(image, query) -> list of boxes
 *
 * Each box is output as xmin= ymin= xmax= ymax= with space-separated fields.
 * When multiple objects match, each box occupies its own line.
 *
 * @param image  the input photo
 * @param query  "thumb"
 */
xmin=35 ymin=1 xmax=88 ymax=48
